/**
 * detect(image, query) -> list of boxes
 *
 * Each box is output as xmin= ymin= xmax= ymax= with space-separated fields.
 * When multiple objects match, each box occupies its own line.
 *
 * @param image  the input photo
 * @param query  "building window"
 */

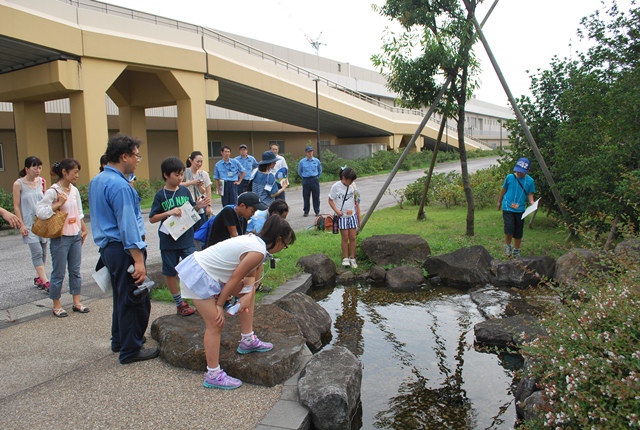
xmin=0 ymin=143 xmax=4 ymax=171
xmin=268 ymin=140 xmax=285 ymax=153
xmin=207 ymin=140 xmax=222 ymax=158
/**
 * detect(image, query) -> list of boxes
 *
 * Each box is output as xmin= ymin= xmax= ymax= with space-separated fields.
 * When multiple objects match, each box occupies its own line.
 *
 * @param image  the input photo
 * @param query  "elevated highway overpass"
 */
xmin=0 ymin=0 xmax=489 ymax=184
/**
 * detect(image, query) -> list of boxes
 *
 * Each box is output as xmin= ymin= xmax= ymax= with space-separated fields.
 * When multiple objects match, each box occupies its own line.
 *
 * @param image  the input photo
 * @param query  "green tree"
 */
xmin=504 ymin=1 xmax=640 ymax=236
xmin=372 ymin=0 xmax=481 ymax=236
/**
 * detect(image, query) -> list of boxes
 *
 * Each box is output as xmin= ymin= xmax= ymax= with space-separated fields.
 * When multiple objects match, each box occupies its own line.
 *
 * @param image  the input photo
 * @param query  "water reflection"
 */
xmin=310 ymin=284 xmax=516 ymax=430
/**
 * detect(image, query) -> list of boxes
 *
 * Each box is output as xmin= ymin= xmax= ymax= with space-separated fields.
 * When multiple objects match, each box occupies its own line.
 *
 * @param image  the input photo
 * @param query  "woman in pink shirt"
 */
xmin=36 ymin=159 xmax=89 ymax=317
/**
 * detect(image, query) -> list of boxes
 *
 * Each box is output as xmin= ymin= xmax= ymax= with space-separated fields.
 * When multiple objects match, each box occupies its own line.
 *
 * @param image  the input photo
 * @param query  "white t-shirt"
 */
xmin=328 ymin=181 xmax=358 ymax=218
xmin=194 ymin=234 xmax=266 ymax=283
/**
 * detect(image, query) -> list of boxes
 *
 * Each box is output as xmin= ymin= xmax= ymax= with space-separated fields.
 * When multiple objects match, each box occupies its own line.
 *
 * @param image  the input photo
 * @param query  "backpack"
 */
xmin=194 ymin=204 xmax=235 ymax=244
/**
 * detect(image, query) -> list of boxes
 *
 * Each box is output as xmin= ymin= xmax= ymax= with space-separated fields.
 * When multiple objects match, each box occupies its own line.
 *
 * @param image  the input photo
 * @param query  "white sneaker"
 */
xmin=349 ymin=258 xmax=358 ymax=269
xmin=342 ymin=258 xmax=351 ymax=267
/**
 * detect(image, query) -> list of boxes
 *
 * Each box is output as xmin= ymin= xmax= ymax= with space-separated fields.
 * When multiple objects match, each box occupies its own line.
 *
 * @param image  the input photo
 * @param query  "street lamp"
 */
xmin=313 ymin=77 xmax=321 ymax=160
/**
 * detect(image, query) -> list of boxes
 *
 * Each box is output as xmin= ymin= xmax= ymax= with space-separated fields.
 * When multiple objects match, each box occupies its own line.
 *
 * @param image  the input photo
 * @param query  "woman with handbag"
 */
xmin=12 ymin=156 xmax=50 ymax=291
xmin=36 ymin=159 xmax=89 ymax=318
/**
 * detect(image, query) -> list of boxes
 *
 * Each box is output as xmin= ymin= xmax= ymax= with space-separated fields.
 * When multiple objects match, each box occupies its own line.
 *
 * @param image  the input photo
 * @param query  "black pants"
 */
xmin=302 ymin=177 xmax=320 ymax=215
xmin=100 ymin=242 xmax=150 ymax=363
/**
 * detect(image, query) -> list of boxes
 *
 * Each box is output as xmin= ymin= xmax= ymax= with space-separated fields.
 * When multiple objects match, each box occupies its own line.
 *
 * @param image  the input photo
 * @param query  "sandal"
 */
xmin=72 ymin=304 xmax=90 ymax=313
xmin=53 ymin=308 xmax=68 ymax=318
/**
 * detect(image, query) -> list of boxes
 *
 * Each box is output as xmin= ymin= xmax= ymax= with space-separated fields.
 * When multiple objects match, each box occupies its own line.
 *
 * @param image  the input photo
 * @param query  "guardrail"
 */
xmin=63 ymin=0 xmax=489 ymax=147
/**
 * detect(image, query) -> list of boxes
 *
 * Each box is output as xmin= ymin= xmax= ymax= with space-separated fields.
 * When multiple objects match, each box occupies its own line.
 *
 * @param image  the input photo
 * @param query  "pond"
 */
xmin=310 ymin=283 xmax=520 ymax=429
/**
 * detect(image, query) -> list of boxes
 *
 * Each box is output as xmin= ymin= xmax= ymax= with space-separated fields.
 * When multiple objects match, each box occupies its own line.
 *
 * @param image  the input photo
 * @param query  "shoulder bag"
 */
xmin=31 ymin=187 xmax=68 ymax=238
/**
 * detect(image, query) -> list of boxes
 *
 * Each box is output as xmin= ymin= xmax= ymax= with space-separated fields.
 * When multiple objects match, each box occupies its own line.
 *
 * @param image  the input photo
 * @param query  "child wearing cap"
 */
xmin=497 ymin=157 xmax=536 ymax=257
xmin=252 ymin=151 xmax=288 ymax=206
xmin=203 ymin=191 xmax=267 ymax=249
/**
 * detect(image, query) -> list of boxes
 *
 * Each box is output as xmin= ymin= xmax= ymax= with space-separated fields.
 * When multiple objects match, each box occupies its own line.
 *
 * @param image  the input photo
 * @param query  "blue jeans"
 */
xmin=302 ymin=177 xmax=320 ymax=215
xmin=49 ymin=233 xmax=83 ymax=300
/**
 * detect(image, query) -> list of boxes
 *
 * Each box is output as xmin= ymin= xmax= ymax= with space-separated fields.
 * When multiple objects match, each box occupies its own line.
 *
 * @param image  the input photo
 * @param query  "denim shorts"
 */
xmin=503 ymin=210 xmax=525 ymax=239
xmin=161 ymin=246 xmax=196 ymax=277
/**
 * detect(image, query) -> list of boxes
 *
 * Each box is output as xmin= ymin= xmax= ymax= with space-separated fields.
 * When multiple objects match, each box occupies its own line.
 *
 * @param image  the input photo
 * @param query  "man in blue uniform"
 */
xmin=214 ymin=145 xmax=245 ymax=206
xmin=89 ymin=134 xmax=159 ymax=364
xmin=298 ymin=145 xmax=323 ymax=217
xmin=235 ymin=144 xmax=258 ymax=194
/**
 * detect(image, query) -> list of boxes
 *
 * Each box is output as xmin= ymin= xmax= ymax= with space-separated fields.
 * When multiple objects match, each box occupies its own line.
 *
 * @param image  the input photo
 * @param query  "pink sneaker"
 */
xmin=203 ymin=369 xmax=242 ymax=390
xmin=237 ymin=335 xmax=273 ymax=354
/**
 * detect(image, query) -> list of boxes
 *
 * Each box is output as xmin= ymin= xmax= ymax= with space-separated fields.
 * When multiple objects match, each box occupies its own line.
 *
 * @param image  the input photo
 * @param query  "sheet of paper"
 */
xmin=92 ymin=266 xmax=112 ymax=293
xmin=521 ymin=198 xmax=540 ymax=219
xmin=161 ymin=202 xmax=201 ymax=240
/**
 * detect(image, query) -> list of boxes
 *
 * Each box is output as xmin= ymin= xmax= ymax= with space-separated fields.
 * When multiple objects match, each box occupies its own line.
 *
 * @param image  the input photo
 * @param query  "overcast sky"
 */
xmin=106 ymin=0 xmax=632 ymax=107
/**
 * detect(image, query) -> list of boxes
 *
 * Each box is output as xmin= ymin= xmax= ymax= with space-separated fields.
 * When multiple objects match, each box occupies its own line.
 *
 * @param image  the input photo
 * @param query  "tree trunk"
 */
xmin=417 ymin=119 xmax=447 ymax=220
xmin=457 ymin=103 xmax=475 ymax=236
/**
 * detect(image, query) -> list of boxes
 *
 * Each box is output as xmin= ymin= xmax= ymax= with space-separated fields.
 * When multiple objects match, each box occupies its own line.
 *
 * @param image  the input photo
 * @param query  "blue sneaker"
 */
xmin=512 ymin=248 xmax=521 ymax=257
xmin=237 ymin=336 xmax=273 ymax=354
xmin=203 ymin=369 xmax=242 ymax=390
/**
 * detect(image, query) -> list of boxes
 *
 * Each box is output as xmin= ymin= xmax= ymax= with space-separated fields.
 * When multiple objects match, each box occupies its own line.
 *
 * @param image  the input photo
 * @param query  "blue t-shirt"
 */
xmin=251 ymin=171 xmax=279 ymax=206
xmin=501 ymin=174 xmax=535 ymax=213
xmin=149 ymin=186 xmax=196 ymax=250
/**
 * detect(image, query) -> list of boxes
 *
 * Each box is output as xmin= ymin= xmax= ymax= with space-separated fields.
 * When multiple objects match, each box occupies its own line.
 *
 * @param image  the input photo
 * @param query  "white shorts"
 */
xmin=176 ymin=254 xmax=222 ymax=300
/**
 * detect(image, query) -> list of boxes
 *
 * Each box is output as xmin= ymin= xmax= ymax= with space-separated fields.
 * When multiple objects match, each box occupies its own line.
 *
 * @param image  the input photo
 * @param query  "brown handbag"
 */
xmin=31 ymin=211 xmax=68 ymax=238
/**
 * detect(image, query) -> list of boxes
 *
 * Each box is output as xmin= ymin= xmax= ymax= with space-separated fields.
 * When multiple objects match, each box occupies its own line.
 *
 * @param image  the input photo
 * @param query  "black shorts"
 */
xmin=503 ymin=211 xmax=525 ymax=239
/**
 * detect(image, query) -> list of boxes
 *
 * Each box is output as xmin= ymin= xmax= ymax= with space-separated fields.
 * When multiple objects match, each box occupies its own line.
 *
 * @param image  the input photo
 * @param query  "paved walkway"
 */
xmin=0 ymin=157 xmax=497 ymax=429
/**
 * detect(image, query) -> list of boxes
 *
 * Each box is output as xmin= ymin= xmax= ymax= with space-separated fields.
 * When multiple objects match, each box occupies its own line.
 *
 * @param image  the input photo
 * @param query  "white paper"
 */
xmin=161 ymin=202 xmax=200 ymax=240
xmin=92 ymin=266 xmax=112 ymax=293
xmin=521 ymin=198 xmax=540 ymax=219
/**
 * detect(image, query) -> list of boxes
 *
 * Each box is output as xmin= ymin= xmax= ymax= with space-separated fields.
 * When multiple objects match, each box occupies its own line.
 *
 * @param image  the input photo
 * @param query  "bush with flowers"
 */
xmin=519 ymin=231 xmax=640 ymax=428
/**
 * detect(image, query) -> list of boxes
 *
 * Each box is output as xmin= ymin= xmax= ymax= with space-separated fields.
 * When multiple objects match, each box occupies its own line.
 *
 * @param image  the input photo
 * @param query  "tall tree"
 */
xmin=372 ymin=0 xmax=481 ymax=235
xmin=505 ymin=0 xmax=640 ymax=235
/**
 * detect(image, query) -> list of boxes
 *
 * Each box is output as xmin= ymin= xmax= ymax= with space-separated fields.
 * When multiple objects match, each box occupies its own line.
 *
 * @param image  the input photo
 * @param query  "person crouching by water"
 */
xmin=176 ymin=215 xmax=295 ymax=389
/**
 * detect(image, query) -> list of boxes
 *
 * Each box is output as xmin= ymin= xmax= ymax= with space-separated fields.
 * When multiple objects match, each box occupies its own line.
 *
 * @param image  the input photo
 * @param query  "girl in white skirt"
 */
xmin=328 ymin=167 xmax=360 ymax=268
xmin=176 ymin=215 xmax=295 ymax=389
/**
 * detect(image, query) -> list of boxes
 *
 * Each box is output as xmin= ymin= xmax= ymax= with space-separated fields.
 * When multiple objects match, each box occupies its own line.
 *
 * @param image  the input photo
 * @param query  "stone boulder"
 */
xmin=469 ymin=285 xmax=539 ymax=319
xmin=554 ymin=248 xmax=599 ymax=287
xmin=336 ymin=270 xmax=357 ymax=285
xmin=151 ymin=304 xmax=306 ymax=386
xmin=365 ymin=266 xmax=386 ymax=284
xmin=274 ymin=292 xmax=332 ymax=353
xmin=422 ymin=245 xmax=493 ymax=289
xmin=522 ymin=391 xmax=545 ymax=422
xmin=614 ymin=238 xmax=640 ymax=261
xmin=298 ymin=346 xmax=362 ymax=430
xmin=514 ymin=358 xmax=541 ymax=420
xmin=297 ymin=254 xmax=337 ymax=287
xmin=361 ymin=234 xmax=431 ymax=266
xmin=385 ymin=265 xmax=425 ymax=291
xmin=491 ymin=256 xmax=556 ymax=289
xmin=474 ymin=315 xmax=546 ymax=348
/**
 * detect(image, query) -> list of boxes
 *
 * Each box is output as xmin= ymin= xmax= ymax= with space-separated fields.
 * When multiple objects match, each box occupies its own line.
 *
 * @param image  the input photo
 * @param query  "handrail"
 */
xmin=62 ymin=0 xmax=484 ymax=143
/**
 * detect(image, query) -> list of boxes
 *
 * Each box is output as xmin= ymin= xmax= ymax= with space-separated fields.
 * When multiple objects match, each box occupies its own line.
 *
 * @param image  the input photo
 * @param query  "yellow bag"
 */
xmin=31 ymin=211 xmax=68 ymax=239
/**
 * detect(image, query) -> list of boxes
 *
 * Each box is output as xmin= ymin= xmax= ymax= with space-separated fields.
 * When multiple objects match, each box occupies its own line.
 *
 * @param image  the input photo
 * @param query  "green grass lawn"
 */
xmin=152 ymin=204 xmax=571 ymax=302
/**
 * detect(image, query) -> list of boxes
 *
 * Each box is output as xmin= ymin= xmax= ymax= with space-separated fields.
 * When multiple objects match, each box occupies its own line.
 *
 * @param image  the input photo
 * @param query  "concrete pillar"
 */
xmin=118 ymin=106 xmax=149 ymax=180
xmin=13 ymin=101 xmax=51 ymax=178
xmin=69 ymin=58 xmax=126 ymax=183
xmin=159 ymin=71 xmax=216 ymax=172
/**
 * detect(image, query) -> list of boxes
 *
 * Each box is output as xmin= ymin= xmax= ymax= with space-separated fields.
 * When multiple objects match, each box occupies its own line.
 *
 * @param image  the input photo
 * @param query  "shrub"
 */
xmin=469 ymin=166 xmax=503 ymax=209
xmin=0 ymin=187 xmax=15 ymax=228
xmin=519 ymin=230 xmax=640 ymax=429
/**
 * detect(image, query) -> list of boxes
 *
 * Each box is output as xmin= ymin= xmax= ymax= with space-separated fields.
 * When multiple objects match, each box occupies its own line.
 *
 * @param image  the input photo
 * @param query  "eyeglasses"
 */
xmin=281 ymin=237 xmax=288 ymax=249
xmin=130 ymin=153 xmax=142 ymax=161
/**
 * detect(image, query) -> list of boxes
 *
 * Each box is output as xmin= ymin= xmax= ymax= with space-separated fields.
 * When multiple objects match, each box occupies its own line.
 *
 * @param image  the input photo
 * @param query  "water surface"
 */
xmin=311 ymin=284 xmax=517 ymax=429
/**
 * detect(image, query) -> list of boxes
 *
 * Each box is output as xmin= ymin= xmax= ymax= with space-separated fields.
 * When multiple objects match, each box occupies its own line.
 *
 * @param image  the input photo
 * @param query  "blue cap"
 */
xmin=305 ymin=145 xmax=313 ymax=152
xmin=514 ymin=158 xmax=530 ymax=174
xmin=258 ymin=150 xmax=277 ymax=165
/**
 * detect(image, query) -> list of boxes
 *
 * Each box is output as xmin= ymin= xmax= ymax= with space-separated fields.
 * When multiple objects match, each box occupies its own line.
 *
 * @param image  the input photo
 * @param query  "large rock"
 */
xmin=474 ymin=315 xmax=546 ymax=348
xmin=361 ymin=234 xmax=431 ymax=266
xmin=365 ymin=266 xmax=386 ymax=284
xmin=298 ymin=346 xmax=362 ymax=430
xmin=274 ymin=292 xmax=332 ymax=352
xmin=514 ymin=358 xmax=541 ymax=420
xmin=614 ymin=238 xmax=640 ymax=261
xmin=469 ymin=285 xmax=539 ymax=319
xmin=151 ymin=304 xmax=306 ymax=386
xmin=297 ymin=254 xmax=337 ymax=287
xmin=554 ymin=248 xmax=600 ymax=287
xmin=384 ymin=265 xmax=425 ymax=291
xmin=422 ymin=245 xmax=493 ymax=289
xmin=491 ymin=256 xmax=556 ymax=289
